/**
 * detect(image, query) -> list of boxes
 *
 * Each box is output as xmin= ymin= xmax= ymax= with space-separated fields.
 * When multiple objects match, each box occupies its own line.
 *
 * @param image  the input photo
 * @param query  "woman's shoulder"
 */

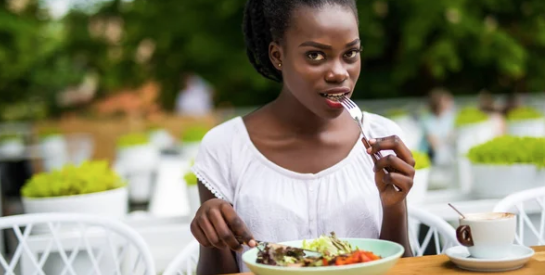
xmin=200 ymin=117 xmax=244 ymax=147
xmin=364 ymin=112 xmax=405 ymax=139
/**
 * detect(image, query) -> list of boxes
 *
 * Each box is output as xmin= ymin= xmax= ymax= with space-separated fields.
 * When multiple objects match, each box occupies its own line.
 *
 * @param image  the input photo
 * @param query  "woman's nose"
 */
xmin=324 ymin=60 xmax=349 ymax=83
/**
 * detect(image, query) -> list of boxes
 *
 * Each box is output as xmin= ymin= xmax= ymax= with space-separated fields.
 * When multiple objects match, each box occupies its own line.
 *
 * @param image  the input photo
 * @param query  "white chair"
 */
xmin=408 ymin=205 xmax=459 ymax=256
xmin=493 ymin=186 xmax=545 ymax=246
xmin=163 ymin=239 xmax=199 ymax=275
xmin=0 ymin=213 xmax=155 ymax=275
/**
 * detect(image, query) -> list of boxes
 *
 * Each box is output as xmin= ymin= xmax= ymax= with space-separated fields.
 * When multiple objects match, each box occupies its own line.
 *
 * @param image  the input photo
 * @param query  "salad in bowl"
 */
xmin=243 ymin=232 xmax=404 ymax=275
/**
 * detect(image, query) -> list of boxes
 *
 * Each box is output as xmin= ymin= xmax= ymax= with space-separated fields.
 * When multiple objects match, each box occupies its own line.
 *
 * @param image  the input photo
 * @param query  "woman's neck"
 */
xmin=267 ymin=88 xmax=338 ymax=136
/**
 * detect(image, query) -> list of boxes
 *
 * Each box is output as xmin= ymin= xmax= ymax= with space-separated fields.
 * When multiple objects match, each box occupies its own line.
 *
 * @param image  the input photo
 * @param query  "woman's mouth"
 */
xmin=319 ymin=92 xmax=349 ymax=102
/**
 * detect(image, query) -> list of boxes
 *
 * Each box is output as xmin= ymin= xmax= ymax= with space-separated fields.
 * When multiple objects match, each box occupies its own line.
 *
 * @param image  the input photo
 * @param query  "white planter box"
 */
xmin=536 ymin=169 xmax=545 ymax=188
xmin=22 ymin=187 xmax=128 ymax=216
xmin=149 ymin=129 xmax=175 ymax=150
xmin=22 ymin=187 xmax=128 ymax=233
xmin=126 ymin=172 xmax=156 ymax=203
xmin=470 ymin=164 xmax=537 ymax=199
xmin=0 ymin=140 xmax=25 ymax=157
xmin=40 ymin=136 xmax=68 ymax=171
xmin=116 ymin=145 xmax=159 ymax=203
xmin=180 ymin=142 xmax=201 ymax=160
xmin=456 ymin=120 xmax=496 ymax=155
xmin=186 ymin=185 xmax=200 ymax=218
xmin=407 ymin=168 xmax=430 ymax=204
xmin=116 ymin=144 xmax=159 ymax=172
xmin=507 ymin=118 xmax=545 ymax=137
xmin=391 ymin=115 xmax=422 ymax=151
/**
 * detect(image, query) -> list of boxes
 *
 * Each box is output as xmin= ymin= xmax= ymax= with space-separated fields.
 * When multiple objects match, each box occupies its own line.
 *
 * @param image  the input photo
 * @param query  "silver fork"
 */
xmin=339 ymin=96 xmax=402 ymax=192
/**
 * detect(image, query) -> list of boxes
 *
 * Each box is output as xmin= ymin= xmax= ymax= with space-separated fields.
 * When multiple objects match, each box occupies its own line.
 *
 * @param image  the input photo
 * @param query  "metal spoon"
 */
xmin=448 ymin=203 xmax=466 ymax=219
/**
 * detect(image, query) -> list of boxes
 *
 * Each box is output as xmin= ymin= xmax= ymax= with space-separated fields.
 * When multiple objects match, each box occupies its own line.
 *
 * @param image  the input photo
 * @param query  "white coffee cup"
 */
xmin=456 ymin=212 xmax=516 ymax=259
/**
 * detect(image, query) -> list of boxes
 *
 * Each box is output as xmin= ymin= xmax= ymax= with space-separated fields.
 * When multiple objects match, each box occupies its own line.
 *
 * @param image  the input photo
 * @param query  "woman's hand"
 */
xmin=366 ymin=135 xmax=415 ymax=208
xmin=190 ymin=198 xmax=256 ymax=251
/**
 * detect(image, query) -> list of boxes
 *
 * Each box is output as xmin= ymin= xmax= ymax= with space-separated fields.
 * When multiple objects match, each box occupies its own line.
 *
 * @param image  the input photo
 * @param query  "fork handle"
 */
xmin=356 ymin=125 xmax=402 ymax=192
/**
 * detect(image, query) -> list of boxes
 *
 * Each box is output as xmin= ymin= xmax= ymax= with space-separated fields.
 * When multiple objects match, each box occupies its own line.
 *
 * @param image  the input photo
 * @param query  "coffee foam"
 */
xmin=463 ymin=212 xmax=515 ymax=221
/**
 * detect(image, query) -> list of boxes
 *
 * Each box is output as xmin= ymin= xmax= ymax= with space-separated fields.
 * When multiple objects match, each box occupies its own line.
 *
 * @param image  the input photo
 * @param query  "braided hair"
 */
xmin=242 ymin=0 xmax=358 ymax=82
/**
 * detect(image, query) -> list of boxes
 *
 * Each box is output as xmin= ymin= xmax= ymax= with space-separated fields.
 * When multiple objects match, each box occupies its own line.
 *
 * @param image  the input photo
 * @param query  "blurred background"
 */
xmin=1 ymin=0 xmax=545 ymax=273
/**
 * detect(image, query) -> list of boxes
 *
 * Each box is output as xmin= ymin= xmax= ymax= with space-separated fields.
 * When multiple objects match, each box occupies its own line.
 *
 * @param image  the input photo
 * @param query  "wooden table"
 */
xmin=232 ymin=246 xmax=545 ymax=275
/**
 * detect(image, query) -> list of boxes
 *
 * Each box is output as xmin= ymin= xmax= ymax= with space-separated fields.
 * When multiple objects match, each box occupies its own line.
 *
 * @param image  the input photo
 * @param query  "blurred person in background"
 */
xmin=478 ymin=90 xmax=505 ymax=135
xmin=420 ymin=87 xmax=455 ymax=166
xmin=175 ymin=73 xmax=215 ymax=116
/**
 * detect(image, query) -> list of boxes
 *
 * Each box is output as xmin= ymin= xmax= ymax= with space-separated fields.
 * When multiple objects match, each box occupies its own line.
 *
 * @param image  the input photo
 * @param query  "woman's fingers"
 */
xmin=220 ymin=203 xmax=256 ymax=248
xmin=191 ymin=199 xmax=256 ymax=251
xmin=190 ymin=219 xmax=211 ymax=247
xmin=374 ymin=154 xmax=415 ymax=178
xmin=197 ymin=213 xmax=225 ymax=249
xmin=383 ymin=172 xmax=413 ymax=192
xmin=221 ymin=205 xmax=256 ymax=247
xmin=367 ymin=135 xmax=415 ymax=167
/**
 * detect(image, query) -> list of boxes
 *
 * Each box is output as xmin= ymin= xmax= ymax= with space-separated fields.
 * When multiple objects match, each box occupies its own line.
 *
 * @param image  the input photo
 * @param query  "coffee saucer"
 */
xmin=445 ymin=245 xmax=535 ymax=272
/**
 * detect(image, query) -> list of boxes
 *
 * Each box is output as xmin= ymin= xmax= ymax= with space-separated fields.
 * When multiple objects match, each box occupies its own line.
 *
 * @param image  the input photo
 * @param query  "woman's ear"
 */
xmin=269 ymin=42 xmax=283 ymax=70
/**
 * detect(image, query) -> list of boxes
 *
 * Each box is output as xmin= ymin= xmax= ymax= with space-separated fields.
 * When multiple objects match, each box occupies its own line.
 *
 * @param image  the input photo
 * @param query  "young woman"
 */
xmin=190 ymin=0 xmax=415 ymax=274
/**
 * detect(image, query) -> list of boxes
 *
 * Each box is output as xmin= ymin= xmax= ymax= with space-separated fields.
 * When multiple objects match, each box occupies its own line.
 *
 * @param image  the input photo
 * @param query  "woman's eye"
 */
xmin=307 ymin=52 xmax=325 ymax=61
xmin=344 ymin=49 xmax=361 ymax=58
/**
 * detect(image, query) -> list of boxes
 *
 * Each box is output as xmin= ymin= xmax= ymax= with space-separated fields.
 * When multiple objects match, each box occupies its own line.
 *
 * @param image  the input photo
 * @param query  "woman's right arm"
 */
xmin=191 ymin=180 xmax=255 ymax=275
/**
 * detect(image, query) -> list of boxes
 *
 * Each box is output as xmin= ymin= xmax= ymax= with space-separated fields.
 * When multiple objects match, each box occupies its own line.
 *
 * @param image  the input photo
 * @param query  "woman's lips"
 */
xmin=318 ymin=87 xmax=351 ymax=109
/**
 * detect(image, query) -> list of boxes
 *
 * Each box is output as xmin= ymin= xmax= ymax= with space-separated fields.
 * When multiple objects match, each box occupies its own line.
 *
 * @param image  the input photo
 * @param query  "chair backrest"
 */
xmin=493 ymin=186 xmax=545 ymax=246
xmin=408 ymin=205 xmax=459 ymax=256
xmin=0 ymin=213 xmax=155 ymax=275
xmin=162 ymin=239 xmax=199 ymax=275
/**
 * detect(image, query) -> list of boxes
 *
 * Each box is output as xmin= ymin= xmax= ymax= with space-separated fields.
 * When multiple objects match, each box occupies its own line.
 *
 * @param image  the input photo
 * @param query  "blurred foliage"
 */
xmin=2 ymin=0 xmax=545 ymax=120
xmin=180 ymin=125 xmax=210 ymax=143
xmin=38 ymin=126 xmax=62 ymax=139
xmin=116 ymin=132 xmax=149 ymax=148
xmin=412 ymin=151 xmax=431 ymax=170
xmin=455 ymin=107 xmax=489 ymax=126
xmin=467 ymin=136 xmax=545 ymax=167
xmin=183 ymin=171 xmax=197 ymax=186
xmin=0 ymin=132 xmax=22 ymax=142
xmin=385 ymin=108 xmax=409 ymax=119
xmin=21 ymin=160 xmax=126 ymax=198
xmin=506 ymin=106 xmax=544 ymax=121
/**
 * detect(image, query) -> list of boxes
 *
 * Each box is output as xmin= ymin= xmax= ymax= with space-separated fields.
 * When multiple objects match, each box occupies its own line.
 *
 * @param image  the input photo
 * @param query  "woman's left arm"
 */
xmin=367 ymin=135 xmax=415 ymax=257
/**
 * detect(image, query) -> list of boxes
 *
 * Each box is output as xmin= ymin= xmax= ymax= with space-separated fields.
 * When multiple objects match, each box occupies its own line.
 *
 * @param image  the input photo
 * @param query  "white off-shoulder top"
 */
xmin=192 ymin=112 xmax=403 ymax=272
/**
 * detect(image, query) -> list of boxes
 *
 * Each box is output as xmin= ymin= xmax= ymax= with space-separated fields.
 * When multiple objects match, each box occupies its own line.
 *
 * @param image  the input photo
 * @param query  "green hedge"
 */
xmin=117 ymin=133 xmax=149 ymax=148
xmin=467 ymin=136 xmax=545 ymax=167
xmin=21 ymin=161 xmax=126 ymax=198
xmin=455 ymin=107 xmax=489 ymax=127
xmin=507 ymin=107 xmax=544 ymax=121
xmin=180 ymin=126 xmax=209 ymax=143
xmin=412 ymin=151 xmax=431 ymax=170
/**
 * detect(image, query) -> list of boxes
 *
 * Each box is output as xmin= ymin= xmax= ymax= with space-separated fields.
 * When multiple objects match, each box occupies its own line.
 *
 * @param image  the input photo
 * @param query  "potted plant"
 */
xmin=506 ymin=107 xmax=545 ymax=137
xmin=467 ymin=136 xmax=545 ymax=199
xmin=38 ymin=127 xmax=68 ymax=171
xmin=455 ymin=107 xmax=496 ymax=154
xmin=454 ymin=107 xmax=497 ymax=192
xmin=147 ymin=124 xmax=175 ymax=150
xmin=179 ymin=125 xmax=209 ymax=159
xmin=406 ymin=151 xmax=431 ymax=204
xmin=21 ymin=160 xmax=128 ymax=221
xmin=115 ymin=133 xmax=159 ymax=203
xmin=0 ymin=133 xmax=25 ymax=157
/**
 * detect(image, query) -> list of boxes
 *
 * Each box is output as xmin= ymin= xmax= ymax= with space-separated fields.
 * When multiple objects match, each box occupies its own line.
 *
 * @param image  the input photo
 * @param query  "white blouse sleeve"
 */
xmin=365 ymin=112 xmax=407 ymax=156
xmin=191 ymin=123 xmax=235 ymax=204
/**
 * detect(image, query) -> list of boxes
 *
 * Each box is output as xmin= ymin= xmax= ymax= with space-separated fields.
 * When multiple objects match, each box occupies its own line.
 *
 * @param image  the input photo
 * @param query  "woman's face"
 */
xmin=272 ymin=4 xmax=361 ymax=119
